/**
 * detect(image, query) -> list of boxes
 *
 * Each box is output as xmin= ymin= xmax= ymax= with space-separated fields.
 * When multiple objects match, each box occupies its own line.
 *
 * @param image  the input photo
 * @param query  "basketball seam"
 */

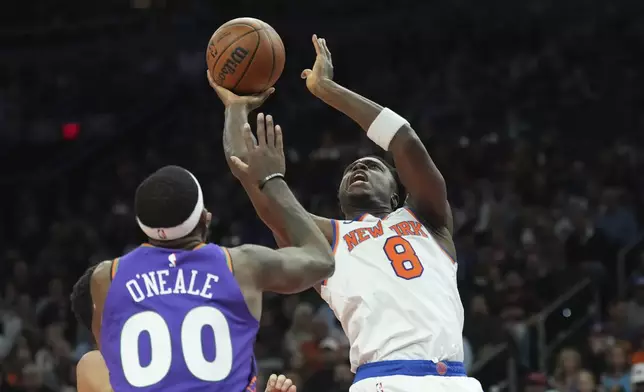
xmin=210 ymin=27 xmax=266 ymax=80
xmin=260 ymin=27 xmax=277 ymax=92
xmin=232 ymin=30 xmax=262 ymax=91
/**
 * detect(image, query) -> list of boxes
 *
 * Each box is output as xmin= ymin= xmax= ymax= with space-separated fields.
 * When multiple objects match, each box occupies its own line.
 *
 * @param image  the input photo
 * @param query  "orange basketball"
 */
xmin=206 ymin=18 xmax=286 ymax=95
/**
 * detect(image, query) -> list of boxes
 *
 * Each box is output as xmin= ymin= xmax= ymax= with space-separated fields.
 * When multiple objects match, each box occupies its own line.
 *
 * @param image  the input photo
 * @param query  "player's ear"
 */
xmin=391 ymin=193 xmax=399 ymax=209
xmin=201 ymin=209 xmax=212 ymax=227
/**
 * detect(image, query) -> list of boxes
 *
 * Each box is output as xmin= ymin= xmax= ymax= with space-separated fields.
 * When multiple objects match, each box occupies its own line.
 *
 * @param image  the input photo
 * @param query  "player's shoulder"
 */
xmin=91 ymin=260 xmax=113 ymax=282
xmin=78 ymin=350 xmax=105 ymax=369
xmin=77 ymin=350 xmax=112 ymax=392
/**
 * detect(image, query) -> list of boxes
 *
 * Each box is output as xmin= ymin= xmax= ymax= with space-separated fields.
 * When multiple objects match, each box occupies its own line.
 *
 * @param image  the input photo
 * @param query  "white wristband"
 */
xmin=366 ymin=108 xmax=409 ymax=151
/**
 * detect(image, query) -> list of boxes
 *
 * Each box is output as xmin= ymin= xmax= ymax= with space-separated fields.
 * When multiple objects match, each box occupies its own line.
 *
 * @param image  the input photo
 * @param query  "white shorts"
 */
xmin=350 ymin=360 xmax=483 ymax=392
xmin=351 ymin=374 xmax=483 ymax=392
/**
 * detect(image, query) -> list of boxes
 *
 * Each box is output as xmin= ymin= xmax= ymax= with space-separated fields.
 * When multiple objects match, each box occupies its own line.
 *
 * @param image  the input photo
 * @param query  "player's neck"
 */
xmin=344 ymin=207 xmax=392 ymax=220
xmin=148 ymin=236 xmax=204 ymax=250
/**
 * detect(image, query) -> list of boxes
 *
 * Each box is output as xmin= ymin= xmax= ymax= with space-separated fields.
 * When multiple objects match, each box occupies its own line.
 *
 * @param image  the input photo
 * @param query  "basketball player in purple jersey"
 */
xmin=85 ymin=112 xmax=334 ymax=392
xmin=71 ymin=267 xmax=297 ymax=392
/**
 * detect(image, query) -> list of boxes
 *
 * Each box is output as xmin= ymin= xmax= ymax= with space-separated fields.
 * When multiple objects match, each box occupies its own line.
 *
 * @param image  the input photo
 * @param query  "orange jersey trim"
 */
xmin=322 ymin=220 xmax=342 ymax=287
xmin=110 ymin=258 xmax=121 ymax=279
xmin=222 ymin=247 xmax=233 ymax=272
xmin=193 ymin=242 xmax=207 ymax=250
xmin=330 ymin=219 xmax=341 ymax=255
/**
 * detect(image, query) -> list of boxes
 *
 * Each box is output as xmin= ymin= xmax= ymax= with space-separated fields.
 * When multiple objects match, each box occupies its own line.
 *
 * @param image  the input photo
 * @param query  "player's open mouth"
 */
xmin=349 ymin=171 xmax=369 ymax=186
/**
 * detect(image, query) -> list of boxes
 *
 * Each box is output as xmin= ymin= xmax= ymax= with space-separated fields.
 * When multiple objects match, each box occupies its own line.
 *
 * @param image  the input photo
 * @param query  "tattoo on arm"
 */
xmin=229 ymin=178 xmax=334 ymax=293
xmin=261 ymin=179 xmax=328 ymax=249
xmin=230 ymin=244 xmax=333 ymax=294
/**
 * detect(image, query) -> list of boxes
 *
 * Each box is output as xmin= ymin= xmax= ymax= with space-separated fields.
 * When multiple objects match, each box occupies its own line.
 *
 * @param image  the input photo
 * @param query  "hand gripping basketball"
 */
xmin=208 ymin=70 xmax=275 ymax=111
xmin=229 ymin=113 xmax=285 ymax=186
xmin=301 ymin=34 xmax=334 ymax=96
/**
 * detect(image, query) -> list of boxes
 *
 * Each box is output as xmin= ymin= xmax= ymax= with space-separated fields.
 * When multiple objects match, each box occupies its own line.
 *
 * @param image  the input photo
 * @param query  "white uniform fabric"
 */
xmin=321 ymin=207 xmax=481 ymax=391
xmin=350 ymin=374 xmax=483 ymax=392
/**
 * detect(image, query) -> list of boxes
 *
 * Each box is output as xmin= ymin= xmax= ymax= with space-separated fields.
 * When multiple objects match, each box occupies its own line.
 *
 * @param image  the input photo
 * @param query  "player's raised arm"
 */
xmin=224 ymin=115 xmax=334 ymax=293
xmin=302 ymin=35 xmax=451 ymax=231
xmin=207 ymin=72 xmax=334 ymax=247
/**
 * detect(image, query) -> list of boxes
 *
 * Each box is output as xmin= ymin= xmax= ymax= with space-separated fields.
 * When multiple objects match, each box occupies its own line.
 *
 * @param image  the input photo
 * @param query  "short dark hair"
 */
xmin=70 ymin=264 xmax=99 ymax=331
xmin=135 ymin=165 xmax=200 ymax=228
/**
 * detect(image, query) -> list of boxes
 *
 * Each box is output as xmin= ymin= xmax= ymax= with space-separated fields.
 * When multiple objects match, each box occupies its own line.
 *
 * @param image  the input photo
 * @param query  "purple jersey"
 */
xmin=101 ymin=243 xmax=259 ymax=392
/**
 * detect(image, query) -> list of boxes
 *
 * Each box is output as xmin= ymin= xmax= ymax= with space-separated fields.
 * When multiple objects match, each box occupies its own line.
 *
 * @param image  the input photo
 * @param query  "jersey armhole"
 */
xmin=110 ymin=258 xmax=120 ymax=281
xmin=221 ymin=247 xmax=234 ymax=274
xmin=322 ymin=220 xmax=341 ymax=287
xmin=330 ymin=219 xmax=341 ymax=255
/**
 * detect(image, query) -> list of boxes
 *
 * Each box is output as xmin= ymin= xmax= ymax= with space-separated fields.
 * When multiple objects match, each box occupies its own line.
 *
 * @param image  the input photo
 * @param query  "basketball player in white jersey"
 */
xmin=211 ymin=35 xmax=482 ymax=392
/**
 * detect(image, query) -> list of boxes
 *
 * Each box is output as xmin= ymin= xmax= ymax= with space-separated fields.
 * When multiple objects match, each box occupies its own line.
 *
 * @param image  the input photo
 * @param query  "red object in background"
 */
xmin=62 ymin=122 xmax=80 ymax=140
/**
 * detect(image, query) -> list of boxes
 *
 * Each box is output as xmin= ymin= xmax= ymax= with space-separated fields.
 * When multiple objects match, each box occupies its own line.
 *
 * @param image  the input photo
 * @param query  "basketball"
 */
xmin=206 ymin=18 xmax=286 ymax=95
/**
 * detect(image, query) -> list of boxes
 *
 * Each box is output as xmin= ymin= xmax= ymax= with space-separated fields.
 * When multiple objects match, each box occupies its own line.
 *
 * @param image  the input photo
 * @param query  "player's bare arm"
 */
xmin=225 ymin=114 xmax=334 ymax=294
xmin=89 ymin=259 xmax=112 ymax=348
xmin=208 ymin=71 xmax=334 ymax=246
xmin=302 ymin=35 xmax=452 ymax=232
xmin=76 ymin=350 xmax=113 ymax=392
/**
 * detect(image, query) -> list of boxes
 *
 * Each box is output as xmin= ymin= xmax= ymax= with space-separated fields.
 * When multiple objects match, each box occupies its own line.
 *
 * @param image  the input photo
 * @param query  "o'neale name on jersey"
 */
xmin=125 ymin=269 xmax=219 ymax=303
xmin=343 ymin=220 xmax=428 ymax=251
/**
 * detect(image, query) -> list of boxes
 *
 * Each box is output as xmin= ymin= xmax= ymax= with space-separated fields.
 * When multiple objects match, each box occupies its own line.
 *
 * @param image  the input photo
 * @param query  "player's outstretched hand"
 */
xmin=229 ymin=113 xmax=285 ymax=185
xmin=301 ymin=34 xmax=334 ymax=96
xmin=207 ymin=70 xmax=274 ymax=111
xmin=265 ymin=374 xmax=296 ymax=392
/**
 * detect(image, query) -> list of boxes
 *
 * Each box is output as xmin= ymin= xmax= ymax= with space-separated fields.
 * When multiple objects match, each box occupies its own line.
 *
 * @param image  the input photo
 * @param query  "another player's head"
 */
xmin=135 ymin=165 xmax=211 ymax=246
xmin=70 ymin=264 xmax=99 ymax=332
xmin=338 ymin=156 xmax=401 ymax=218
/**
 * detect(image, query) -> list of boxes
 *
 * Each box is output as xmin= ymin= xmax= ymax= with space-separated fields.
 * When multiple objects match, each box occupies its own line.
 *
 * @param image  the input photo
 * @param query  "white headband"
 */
xmin=136 ymin=171 xmax=204 ymax=241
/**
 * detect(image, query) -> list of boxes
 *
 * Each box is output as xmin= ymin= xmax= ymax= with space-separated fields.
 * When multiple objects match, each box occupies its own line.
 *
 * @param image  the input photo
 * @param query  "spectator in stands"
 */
xmin=596 ymin=189 xmax=639 ymax=247
xmin=284 ymin=303 xmax=315 ymax=360
xmin=550 ymin=348 xmax=582 ymax=392
xmin=577 ymin=370 xmax=598 ymax=392
xmin=631 ymin=253 xmax=644 ymax=282
xmin=601 ymin=345 xmax=632 ymax=392
xmin=606 ymin=300 xmax=633 ymax=343
xmin=583 ymin=323 xmax=614 ymax=378
xmin=463 ymin=294 xmax=506 ymax=361
xmin=627 ymin=279 xmax=644 ymax=333
xmin=632 ymin=363 xmax=644 ymax=392
xmin=525 ymin=372 xmax=548 ymax=392
xmin=565 ymin=207 xmax=614 ymax=279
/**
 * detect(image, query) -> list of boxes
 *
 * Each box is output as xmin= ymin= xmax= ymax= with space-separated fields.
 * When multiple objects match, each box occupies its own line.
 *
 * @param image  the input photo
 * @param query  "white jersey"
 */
xmin=321 ymin=207 xmax=465 ymax=372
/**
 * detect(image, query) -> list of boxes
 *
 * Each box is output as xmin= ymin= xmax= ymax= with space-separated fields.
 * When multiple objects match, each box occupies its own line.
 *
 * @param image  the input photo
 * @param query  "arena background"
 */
xmin=1 ymin=1 xmax=644 ymax=391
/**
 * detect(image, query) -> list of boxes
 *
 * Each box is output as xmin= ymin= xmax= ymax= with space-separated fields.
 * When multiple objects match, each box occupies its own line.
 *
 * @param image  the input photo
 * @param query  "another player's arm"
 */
xmin=77 ymin=350 xmax=113 ymax=392
xmin=211 ymin=74 xmax=334 ymax=246
xmin=228 ymin=178 xmax=334 ymax=293
xmin=304 ymin=36 xmax=451 ymax=231
xmin=89 ymin=260 xmax=112 ymax=349
xmin=222 ymin=111 xmax=334 ymax=293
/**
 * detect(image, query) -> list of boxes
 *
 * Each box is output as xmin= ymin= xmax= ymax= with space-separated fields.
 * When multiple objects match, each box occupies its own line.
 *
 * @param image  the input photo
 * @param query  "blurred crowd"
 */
xmin=1 ymin=1 xmax=644 ymax=392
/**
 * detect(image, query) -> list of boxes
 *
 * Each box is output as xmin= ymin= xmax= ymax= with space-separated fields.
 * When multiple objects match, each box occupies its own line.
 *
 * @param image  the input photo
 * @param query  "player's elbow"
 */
xmin=309 ymin=248 xmax=335 ymax=278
